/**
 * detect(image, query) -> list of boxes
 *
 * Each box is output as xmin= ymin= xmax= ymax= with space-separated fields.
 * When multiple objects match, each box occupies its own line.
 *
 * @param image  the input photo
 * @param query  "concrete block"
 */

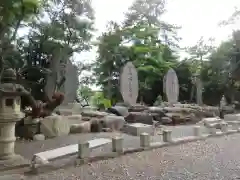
xmin=112 ymin=136 xmax=123 ymax=153
xmin=33 ymin=134 xmax=45 ymax=141
xmin=163 ymin=130 xmax=172 ymax=142
xmin=208 ymin=125 xmax=217 ymax=134
xmin=123 ymin=123 xmax=154 ymax=136
xmin=220 ymin=122 xmax=228 ymax=132
xmin=193 ymin=126 xmax=201 ymax=137
xmin=140 ymin=133 xmax=150 ymax=148
xmin=78 ymin=142 xmax=90 ymax=159
xmin=224 ymin=113 xmax=240 ymax=121
xmin=203 ymin=117 xmax=222 ymax=127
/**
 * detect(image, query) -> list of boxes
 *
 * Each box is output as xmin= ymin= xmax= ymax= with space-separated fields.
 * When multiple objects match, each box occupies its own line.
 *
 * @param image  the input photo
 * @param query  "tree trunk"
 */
xmin=44 ymin=49 xmax=62 ymax=99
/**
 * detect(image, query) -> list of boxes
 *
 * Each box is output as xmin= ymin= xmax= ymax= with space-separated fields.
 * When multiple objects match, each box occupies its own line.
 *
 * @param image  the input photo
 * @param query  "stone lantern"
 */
xmin=0 ymin=69 xmax=25 ymax=163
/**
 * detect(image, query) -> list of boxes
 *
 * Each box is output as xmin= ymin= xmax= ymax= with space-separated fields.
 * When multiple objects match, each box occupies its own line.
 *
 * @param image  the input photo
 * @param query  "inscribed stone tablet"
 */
xmin=165 ymin=68 xmax=179 ymax=103
xmin=120 ymin=62 xmax=139 ymax=105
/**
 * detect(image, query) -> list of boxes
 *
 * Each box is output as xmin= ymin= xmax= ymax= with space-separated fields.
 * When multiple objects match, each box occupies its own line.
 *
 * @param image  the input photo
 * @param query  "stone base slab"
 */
xmin=123 ymin=123 xmax=154 ymax=136
xmin=0 ymin=154 xmax=29 ymax=171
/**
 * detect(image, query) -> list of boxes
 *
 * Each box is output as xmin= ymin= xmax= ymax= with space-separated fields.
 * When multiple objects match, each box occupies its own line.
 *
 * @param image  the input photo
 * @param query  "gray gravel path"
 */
xmin=15 ymin=125 xmax=208 ymax=160
xmin=6 ymin=133 xmax=240 ymax=180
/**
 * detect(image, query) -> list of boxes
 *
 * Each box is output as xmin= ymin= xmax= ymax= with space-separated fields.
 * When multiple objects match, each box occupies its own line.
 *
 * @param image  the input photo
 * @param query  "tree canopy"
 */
xmin=1 ymin=0 xmax=240 ymax=106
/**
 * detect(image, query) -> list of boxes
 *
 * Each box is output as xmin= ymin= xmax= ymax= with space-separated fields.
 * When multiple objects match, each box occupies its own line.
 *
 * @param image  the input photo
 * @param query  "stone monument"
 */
xmin=165 ymin=68 xmax=179 ymax=104
xmin=120 ymin=62 xmax=139 ymax=106
xmin=0 ymin=69 xmax=28 ymax=168
xmin=196 ymin=77 xmax=203 ymax=105
xmin=61 ymin=60 xmax=79 ymax=104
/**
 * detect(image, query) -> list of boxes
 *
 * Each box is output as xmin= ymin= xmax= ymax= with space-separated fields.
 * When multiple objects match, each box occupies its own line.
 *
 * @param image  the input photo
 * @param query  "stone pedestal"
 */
xmin=0 ymin=111 xmax=24 ymax=163
xmin=123 ymin=123 xmax=154 ymax=136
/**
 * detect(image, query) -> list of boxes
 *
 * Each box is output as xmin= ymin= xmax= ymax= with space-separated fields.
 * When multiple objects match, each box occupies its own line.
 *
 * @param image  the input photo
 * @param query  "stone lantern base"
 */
xmin=0 ymin=154 xmax=29 ymax=171
xmin=0 ymin=112 xmax=29 ymax=170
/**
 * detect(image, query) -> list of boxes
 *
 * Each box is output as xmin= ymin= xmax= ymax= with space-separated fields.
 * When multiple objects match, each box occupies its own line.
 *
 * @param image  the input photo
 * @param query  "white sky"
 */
xmin=77 ymin=0 xmax=240 ymax=62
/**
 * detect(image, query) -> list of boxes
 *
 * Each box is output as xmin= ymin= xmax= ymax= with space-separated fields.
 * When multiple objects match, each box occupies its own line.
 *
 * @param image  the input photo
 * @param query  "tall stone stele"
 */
xmin=0 ymin=69 xmax=25 ymax=161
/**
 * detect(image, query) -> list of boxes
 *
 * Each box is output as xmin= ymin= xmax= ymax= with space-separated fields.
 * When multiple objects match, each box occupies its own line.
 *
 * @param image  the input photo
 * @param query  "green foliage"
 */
xmin=91 ymin=92 xmax=111 ymax=109
xmin=2 ymin=0 xmax=240 ymax=107
xmin=77 ymin=85 xmax=93 ymax=105
xmin=93 ymin=0 xmax=180 ymax=105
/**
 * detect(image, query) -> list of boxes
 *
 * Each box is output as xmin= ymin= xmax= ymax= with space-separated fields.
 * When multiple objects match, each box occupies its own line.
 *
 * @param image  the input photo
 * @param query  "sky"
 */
xmin=77 ymin=0 xmax=240 ymax=63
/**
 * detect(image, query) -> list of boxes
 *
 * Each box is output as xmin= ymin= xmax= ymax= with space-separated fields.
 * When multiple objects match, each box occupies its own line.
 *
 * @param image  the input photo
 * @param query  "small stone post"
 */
xmin=163 ymin=130 xmax=172 ymax=142
xmin=193 ymin=126 xmax=201 ymax=137
xmin=237 ymin=122 xmax=240 ymax=131
xmin=220 ymin=122 xmax=228 ymax=133
xmin=112 ymin=136 xmax=123 ymax=153
xmin=78 ymin=142 xmax=90 ymax=159
xmin=140 ymin=133 xmax=150 ymax=148
xmin=208 ymin=126 xmax=216 ymax=135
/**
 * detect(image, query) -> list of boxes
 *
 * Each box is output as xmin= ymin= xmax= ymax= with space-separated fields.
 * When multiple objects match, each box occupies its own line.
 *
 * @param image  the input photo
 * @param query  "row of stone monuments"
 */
xmin=120 ymin=62 xmax=181 ymax=105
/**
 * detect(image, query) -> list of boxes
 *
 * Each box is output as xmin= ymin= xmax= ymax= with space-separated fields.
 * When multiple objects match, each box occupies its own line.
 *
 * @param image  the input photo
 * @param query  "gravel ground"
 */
xmin=15 ymin=125 xmax=204 ymax=160
xmin=10 ymin=133 xmax=240 ymax=180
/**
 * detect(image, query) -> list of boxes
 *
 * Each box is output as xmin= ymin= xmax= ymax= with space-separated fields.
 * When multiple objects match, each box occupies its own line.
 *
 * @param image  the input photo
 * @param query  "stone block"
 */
xmin=125 ymin=112 xmax=153 ymax=125
xmin=220 ymin=122 xmax=228 ymax=132
xmin=65 ymin=115 xmax=83 ymax=126
xmin=224 ymin=114 xmax=240 ymax=121
xmin=109 ymin=106 xmax=129 ymax=117
xmin=78 ymin=142 xmax=90 ymax=159
xmin=112 ymin=136 xmax=123 ymax=153
xmin=103 ymin=115 xmax=125 ymax=130
xmin=163 ymin=129 xmax=172 ymax=142
xmin=193 ymin=126 xmax=201 ymax=137
xmin=33 ymin=134 xmax=45 ymax=141
xmin=202 ymin=117 xmax=222 ymax=127
xmin=123 ymin=123 xmax=154 ymax=136
xmin=40 ymin=115 xmax=70 ymax=138
xmin=70 ymin=122 xmax=91 ymax=134
xmin=140 ymin=133 xmax=150 ymax=148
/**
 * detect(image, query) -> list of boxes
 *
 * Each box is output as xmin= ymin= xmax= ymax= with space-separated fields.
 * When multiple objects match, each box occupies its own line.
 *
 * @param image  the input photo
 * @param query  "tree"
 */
xmin=77 ymin=85 xmax=93 ymax=106
xmin=93 ymin=0 xmax=181 ymax=105
xmin=0 ymin=0 xmax=40 ymax=74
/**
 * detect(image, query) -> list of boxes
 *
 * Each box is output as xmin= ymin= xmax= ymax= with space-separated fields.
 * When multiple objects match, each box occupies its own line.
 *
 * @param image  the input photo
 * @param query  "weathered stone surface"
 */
xmin=33 ymin=134 xmax=45 ymax=141
xmin=87 ymin=115 xmax=125 ymax=133
xmin=0 ymin=154 xmax=29 ymax=171
xmin=224 ymin=113 xmax=240 ymax=121
xmin=65 ymin=115 xmax=82 ymax=126
xmin=90 ymin=118 xmax=104 ymax=132
xmin=129 ymin=104 xmax=148 ymax=112
xmin=40 ymin=115 xmax=70 ymax=138
xmin=15 ymin=118 xmax=41 ymax=139
xmin=165 ymin=68 xmax=179 ymax=103
xmin=125 ymin=112 xmax=153 ymax=125
xmin=161 ymin=117 xmax=172 ymax=124
xmin=0 ymin=174 xmax=26 ymax=180
xmin=109 ymin=106 xmax=129 ymax=117
xmin=123 ymin=123 xmax=154 ymax=136
xmin=120 ymin=62 xmax=139 ymax=105
xmin=201 ymin=117 xmax=223 ymax=128
xmin=163 ymin=107 xmax=193 ymax=113
xmin=81 ymin=111 xmax=109 ymax=118
xmin=103 ymin=115 xmax=126 ymax=130
xmin=70 ymin=122 xmax=91 ymax=134
xmin=61 ymin=60 xmax=79 ymax=104
xmin=148 ymin=107 xmax=165 ymax=113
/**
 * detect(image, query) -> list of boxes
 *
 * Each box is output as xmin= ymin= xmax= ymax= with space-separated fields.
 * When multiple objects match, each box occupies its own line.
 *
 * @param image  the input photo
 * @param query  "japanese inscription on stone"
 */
xmin=120 ymin=62 xmax=139 ymax=105
xmin=165 ymin=68 xmax=179 ymax=103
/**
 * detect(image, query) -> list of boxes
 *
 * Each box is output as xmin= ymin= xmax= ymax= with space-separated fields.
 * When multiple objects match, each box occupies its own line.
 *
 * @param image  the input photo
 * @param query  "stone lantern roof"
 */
xmin=0 ymin=68 xmax=23 ymax=96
